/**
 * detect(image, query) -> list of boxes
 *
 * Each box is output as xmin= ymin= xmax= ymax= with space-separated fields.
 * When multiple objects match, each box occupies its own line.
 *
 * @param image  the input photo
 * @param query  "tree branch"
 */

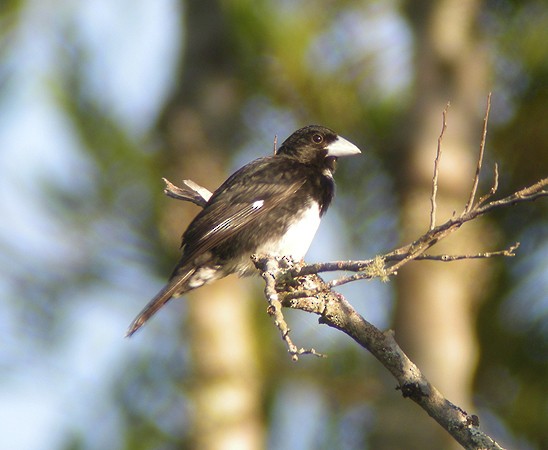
xmin=430 ymin=102 xmax=449 ymax=230
xmin=465 ymin=93 xmax=492 ymax=212
xmin=252 ymin=256 xmax=504 ymax=450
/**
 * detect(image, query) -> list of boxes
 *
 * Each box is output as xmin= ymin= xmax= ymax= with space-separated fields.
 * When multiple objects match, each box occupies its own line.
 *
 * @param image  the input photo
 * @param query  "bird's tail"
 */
xmin=126 ymin=271 xmax=193 ymax=337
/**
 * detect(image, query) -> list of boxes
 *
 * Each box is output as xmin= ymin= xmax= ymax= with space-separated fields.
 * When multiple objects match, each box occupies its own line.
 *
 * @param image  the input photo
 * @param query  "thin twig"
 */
xmin=407 ymin=243 xmax=519 ymax=261
xmin=290 ymin=259 xmax=374 ymax=276
xmin=477 ymin=163 xmax=499 ymax=206
xmin=251 ymin=255 xmax=325 ymax=361
xmin=465 ymin=93 xmax=492 ymax=213
xmin=325 ymin=175 xmax=547 ymax=288
xmin=430 ymin=102 xmax=450 ymax=230
xmin=290 ymin=242 xmax=519 ymax=278
xmin=273 ymin=135 xmax=278 ymax=154
xmin=281 ymin=242 xmax=520 ymax=293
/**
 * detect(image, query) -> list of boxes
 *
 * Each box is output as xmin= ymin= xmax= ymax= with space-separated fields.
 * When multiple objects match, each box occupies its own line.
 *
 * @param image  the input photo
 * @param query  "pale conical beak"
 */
xmin=326 ymin=135 xmax=362 ymax=157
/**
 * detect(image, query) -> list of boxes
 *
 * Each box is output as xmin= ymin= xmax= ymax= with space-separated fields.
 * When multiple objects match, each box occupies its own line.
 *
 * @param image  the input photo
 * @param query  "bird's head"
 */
xmin=276 ymin=125 xmax=361 ymax=171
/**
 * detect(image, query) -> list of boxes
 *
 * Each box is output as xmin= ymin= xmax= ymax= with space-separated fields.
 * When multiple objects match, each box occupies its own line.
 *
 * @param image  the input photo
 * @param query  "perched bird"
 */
xmin=127 ymin=125 xmax=361 ymax=336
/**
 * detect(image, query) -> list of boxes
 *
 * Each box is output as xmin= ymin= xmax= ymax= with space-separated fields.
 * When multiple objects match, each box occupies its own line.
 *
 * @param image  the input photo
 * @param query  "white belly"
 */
xmin=257 ymin=202 xmax=321 ymax=260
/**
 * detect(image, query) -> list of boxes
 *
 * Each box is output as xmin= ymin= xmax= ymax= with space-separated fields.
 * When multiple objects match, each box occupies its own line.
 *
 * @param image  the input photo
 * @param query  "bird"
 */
xmin=126 ymin=125 xmax=361 ymax=336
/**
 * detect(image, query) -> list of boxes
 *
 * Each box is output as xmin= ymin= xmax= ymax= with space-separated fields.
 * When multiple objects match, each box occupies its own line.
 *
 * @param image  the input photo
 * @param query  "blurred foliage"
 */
xmin=475 ymin=2 xmax=548 ymax=448
xmin=486 ymin=0 xmax=548 ymax=186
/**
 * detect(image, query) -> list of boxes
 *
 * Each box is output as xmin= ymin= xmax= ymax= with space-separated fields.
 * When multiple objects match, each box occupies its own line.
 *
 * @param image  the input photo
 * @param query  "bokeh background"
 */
xmin=0 ymin=1 xmax=546 ymax=449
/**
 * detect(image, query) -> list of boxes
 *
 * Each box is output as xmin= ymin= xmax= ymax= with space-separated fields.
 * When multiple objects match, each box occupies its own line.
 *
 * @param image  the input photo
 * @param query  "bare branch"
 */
xmin=322 ymin=178 xmax=546 ymax=288
xmin=414 ymin=243 xmax=519 ymax=261
xmin=430 ymin=102 xmax=450 ymax=230
xmin=465 ymin=93 xmax=492 ymax=212
xmin=477 ymin=162 xmax=499 ymax=206
xmin=290 ymin=242 xmax=519 ymax=278
xmin=251 ymin=255 xmax=325 ymax=361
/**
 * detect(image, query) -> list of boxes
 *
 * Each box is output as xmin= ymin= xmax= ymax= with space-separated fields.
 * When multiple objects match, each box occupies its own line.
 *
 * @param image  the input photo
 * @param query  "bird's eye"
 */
xmin=312 ymin=134 xmax=324 ymax=144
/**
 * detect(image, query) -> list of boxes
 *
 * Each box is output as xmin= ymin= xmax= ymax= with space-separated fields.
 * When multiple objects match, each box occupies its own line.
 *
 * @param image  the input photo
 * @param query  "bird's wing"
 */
xmin=181 ymin=176 xmax=307 ymax=263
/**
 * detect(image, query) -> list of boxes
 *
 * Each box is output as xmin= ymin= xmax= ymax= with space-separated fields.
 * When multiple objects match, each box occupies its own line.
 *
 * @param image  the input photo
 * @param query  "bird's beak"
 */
xmin=326 ymin=136 xmax=362 ymax=157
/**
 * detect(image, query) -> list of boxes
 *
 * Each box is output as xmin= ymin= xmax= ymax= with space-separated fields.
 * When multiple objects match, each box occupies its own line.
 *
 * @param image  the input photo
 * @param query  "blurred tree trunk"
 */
xmin=372 ymin=1 xmax=490 ymax=448
xmin=158 ymin=1 xmax=264 ymax=449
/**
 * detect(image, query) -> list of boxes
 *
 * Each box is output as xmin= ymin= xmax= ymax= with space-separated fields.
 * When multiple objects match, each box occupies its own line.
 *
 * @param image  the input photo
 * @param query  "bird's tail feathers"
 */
xmin=125 ymin=270 xmax=193 ymax=337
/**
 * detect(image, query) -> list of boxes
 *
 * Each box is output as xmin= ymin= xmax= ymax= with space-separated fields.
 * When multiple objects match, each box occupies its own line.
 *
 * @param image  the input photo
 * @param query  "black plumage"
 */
xmin=127 ymin=125 xmax=361 ymax=336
